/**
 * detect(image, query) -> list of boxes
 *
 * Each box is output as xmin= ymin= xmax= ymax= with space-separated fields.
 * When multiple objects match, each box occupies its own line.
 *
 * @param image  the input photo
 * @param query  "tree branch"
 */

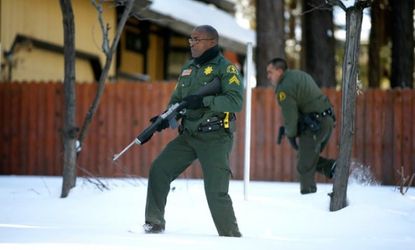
xmin=91 ymin=0 xmax=110 ymax=55
xmin=78 ymin=0 xmax=135 ymax=149
xmin=325 ymin=0 xmax=347 ymax=11
xmin=108 ymin=0 xmax=135 ymax=58
xmin=301 ymin=1 xmax=332 ymax=15
xmin=78 ymin=166 xmax=110 ymax=191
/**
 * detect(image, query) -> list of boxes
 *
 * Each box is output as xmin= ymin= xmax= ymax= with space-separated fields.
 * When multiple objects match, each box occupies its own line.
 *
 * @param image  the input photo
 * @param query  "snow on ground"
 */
xmin=1 ymin=176 xmax=414 ymax=250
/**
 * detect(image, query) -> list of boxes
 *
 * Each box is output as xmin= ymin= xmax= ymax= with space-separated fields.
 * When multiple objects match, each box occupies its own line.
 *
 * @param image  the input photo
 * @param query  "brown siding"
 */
xmin=0 ymin=82 xmax=414 ymax=185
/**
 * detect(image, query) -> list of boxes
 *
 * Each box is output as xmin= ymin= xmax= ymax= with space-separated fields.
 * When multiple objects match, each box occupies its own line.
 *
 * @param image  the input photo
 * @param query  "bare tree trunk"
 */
xmin=329 ymin=1 xmax=370 ymax=211
xmin=77 ymin=0 xmax=135 ymax=151
xmin=368 ymin=0 xmax=385 ymax=88
xmin=256 ymin=0 xmax=285 ymax=87
xmin=390 ymin=0 xmax=414 ymax=88
xmin=302 ymin=0 xmax=336 ymax=87
xmin=60 ymin=0 xmax=77 ymax=198
xmin=60 ymin=0 xmax=137 ymax=197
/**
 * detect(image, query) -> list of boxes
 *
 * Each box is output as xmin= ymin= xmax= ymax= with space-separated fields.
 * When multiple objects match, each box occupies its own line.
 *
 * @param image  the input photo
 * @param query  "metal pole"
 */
xmin=112 ymin=139 xmax=139 ymax=161
xmin=243 ymin=42 xmax=253 ymax=201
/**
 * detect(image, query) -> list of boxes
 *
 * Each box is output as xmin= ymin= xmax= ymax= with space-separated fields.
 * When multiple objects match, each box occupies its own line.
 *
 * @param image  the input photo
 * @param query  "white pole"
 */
xmin=243 ymin=43 xmax=253 ymax=201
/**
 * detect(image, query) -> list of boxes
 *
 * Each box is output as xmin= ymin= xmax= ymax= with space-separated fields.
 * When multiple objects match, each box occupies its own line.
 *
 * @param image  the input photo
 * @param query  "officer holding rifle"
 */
xmin=142 ymin=25 xmax=243 ymax=237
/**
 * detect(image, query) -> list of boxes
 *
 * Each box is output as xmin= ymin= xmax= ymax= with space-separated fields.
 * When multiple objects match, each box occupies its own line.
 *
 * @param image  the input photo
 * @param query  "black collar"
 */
xmin=193 ymin=45 xmax=220 ymax=66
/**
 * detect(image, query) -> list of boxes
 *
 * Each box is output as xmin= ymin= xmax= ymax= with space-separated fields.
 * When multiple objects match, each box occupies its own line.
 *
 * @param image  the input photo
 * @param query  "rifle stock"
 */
xmin=113 ymin=77 xmax=221 ymax=161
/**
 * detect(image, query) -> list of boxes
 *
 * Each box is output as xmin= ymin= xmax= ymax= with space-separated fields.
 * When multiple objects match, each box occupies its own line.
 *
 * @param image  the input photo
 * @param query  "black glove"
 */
xmin=150 ymin=115 xmax=169 ymax=132
xmin=277 ymin=126 xmax=285 ymax=144
xmin=288 ymin=136 xmax=299 ymax=150
xmin=183 ymin=94 xmax=203 ymax=109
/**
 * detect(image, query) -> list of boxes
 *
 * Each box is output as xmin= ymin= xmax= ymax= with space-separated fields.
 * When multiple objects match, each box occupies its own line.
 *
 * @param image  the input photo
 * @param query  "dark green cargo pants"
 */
xmin=144 ymin=129 xmax=241 ymax=237
xmin=297 ymin=116 xmax=336 ymax=194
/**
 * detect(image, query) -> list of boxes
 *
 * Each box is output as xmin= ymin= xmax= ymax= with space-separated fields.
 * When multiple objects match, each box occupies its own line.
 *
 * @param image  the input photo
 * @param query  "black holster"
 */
xmin=298 ymin=107 xmax=335 ymax=134
xmin=298 ymin=113 xmax=321 ymax=134
xmin=197 ymin=113 xmax=236 ymax=133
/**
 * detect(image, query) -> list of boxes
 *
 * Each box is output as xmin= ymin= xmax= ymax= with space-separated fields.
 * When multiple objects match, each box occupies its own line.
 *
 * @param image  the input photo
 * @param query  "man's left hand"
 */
xmin=183 ymin=94 xmax=203 ymax=109
xmin=288 ymin=136 xmax=299 ymax=150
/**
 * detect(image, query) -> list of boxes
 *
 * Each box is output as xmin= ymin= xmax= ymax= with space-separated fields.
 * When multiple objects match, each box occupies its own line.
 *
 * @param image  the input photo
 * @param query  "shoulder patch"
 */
xmin=229 ymin=75 xmax=240 ymax=85
xmin=226 ymin=65 xmax=239 ymax=75
xmin=181 ymin=69 xmax=192 ymax=76
xmin=278 ymin=91 xmax=286 ymax=102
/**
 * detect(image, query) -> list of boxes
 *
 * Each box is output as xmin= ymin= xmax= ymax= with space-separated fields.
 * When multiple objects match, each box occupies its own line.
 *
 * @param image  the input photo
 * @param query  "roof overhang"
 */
xmin=135 ymin=0 xmax=256 ymax=55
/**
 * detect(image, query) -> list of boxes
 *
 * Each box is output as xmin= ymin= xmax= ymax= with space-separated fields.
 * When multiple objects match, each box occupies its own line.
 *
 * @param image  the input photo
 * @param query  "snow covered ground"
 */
xmin=1 ymin=175 xmax=414 ymax=250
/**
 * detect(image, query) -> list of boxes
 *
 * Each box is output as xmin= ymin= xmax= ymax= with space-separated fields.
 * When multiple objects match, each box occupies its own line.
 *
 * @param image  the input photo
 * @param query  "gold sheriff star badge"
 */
xmin=204 ymin=66 xmax=213 ymax=75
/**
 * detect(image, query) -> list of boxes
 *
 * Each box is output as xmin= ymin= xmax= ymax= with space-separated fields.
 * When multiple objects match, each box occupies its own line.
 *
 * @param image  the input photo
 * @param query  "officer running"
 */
xmin=267 ymin=58 xmax=337 ymax=194
xmin=143 ymin=25 xmax=242 ymax=237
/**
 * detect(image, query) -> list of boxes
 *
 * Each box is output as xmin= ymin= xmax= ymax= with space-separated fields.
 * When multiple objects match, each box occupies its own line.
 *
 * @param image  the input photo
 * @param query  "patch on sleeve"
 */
xmin=278 ymin=91 xmax=286 ymax=102
xmin=229 ymin=75 xmax=240 ymax=85
xmin=226 ymin=65 xmax=239 ymax=74
xmin=181 ymin=68 xmax=192 ymax=76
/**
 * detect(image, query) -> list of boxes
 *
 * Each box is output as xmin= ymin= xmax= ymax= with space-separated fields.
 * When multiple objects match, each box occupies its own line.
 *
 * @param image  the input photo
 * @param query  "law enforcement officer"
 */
xmin=143 ymin=25 xmax=242 ymax=237
xmin=267 ymin=58 xmax=337 ymax=194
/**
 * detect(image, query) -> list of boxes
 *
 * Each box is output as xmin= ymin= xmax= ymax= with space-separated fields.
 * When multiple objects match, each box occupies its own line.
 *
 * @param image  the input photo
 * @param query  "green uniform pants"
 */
xmin=144 ymin=130 xmax=241 ymax=236
xmin=297 ymin=116 xmax=335 ymax=194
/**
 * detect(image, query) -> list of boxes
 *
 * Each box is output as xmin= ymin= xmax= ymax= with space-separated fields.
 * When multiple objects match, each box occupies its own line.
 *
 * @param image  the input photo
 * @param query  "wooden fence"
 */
xmin=1 ymin=82 xmax=414 ymax=185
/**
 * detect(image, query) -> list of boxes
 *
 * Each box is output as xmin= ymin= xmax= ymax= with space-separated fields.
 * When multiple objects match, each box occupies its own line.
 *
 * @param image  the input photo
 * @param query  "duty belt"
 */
xmin=298 ymin=108 xmax=335 ymax=134
xmin=197 ymin=113 xmax=235 ymax=133
xmin=311 ymin=107 xmax=334 ymax=119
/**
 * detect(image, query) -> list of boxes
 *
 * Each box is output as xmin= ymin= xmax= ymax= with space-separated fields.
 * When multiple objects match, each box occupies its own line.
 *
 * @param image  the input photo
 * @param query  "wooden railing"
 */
xmin=1 ymin=82 xmax=414 ymax=185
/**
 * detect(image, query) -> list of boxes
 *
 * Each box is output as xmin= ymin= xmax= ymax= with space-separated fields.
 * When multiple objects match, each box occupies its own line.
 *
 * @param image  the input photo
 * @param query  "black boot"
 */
xmin=143 ymin=222 xmax=165 ymax=234
xmin=220 ymin=229 xmax=242 ymax=237
xmin=301 ymin=186 xmax=317 ymax=194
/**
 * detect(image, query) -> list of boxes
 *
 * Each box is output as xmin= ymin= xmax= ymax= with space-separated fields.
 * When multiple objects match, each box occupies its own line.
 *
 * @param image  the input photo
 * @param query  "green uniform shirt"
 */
xmin=275 ymin=69 xmax=332 ymax=138
xmin=169 ymin=54 xmax=243 ymax=134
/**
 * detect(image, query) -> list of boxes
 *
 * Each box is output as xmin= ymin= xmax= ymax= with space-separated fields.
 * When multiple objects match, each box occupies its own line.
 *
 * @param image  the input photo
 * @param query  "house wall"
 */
xmin=148 ymin=29 xmax=165 ymax=81
xmin=0 ymin=0 xmax=116 ymax=82
xmin=118 ymin=22 xmax=147 ymax=80
xmin=10 ymin=48 xmax=94 ymax=83
xmin=0 ymin=0 xmax=244 ymax=83
xmin=118 ymin=22 xmax=167 ymax=82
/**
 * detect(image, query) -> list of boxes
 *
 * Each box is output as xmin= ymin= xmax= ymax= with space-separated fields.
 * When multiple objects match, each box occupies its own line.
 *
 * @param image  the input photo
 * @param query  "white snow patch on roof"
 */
xmin=149 ymin=0 xmax=256 ymax=46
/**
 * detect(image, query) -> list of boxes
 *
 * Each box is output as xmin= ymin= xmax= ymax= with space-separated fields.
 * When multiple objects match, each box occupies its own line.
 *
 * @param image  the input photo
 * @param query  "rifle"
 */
xmin=112 ymin=77 xmax=221 ymax=161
